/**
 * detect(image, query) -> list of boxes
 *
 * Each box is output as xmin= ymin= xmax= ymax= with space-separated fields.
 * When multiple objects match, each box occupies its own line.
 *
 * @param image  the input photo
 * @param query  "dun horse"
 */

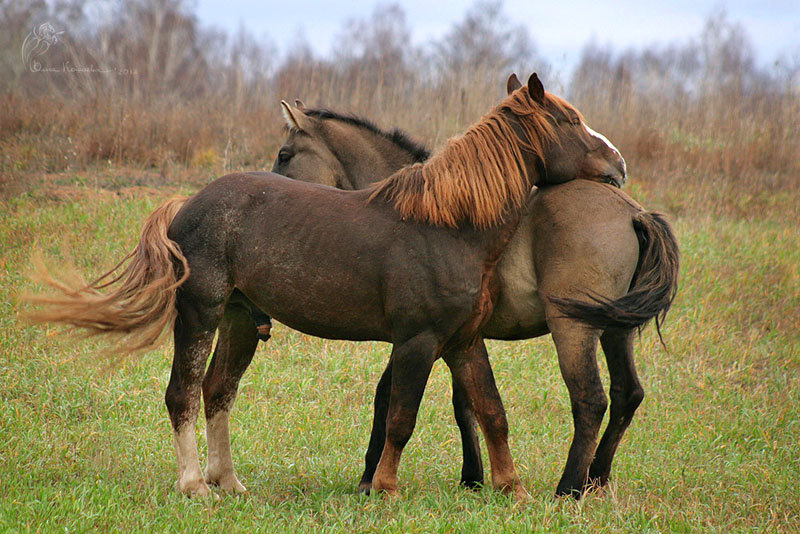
xmin=27 ymin=74 xmax=626 ymax=499
xmin=272 ymin=75 xmax=679 ymax=497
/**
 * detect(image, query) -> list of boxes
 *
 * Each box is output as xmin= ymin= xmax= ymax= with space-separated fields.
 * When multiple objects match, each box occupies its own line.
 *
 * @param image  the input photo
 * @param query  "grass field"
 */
xmin=1 ymin=179 xmax=798 ymax=532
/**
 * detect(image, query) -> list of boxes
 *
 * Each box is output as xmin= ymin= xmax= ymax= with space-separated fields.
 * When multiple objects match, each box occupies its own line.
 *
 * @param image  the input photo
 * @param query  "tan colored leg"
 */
xmin=205 ymin=409 xmax=246 ymax=493
xmin=173 ymin=425 xmax=211 ymax=496
xmin=201 ymin=299 xmax=259 ymax=494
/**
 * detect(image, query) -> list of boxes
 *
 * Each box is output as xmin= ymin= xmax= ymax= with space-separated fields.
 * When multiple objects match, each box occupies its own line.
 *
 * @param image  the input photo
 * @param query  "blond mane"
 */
xmin=368 ymin=86 xmax=579 ymax=228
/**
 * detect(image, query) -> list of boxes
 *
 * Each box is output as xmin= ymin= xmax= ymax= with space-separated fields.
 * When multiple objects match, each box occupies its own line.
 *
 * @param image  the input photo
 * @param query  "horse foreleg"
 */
xmin=588 ymin=328 xmax=643 ymax=488
xmin=548 ymin=319 xmax=607 ymax=498
xmin=362 ymin=351 xmax=486 ymax=492
xmin=371 ymin=334 xmax=438 ymax=496
xmin=445 ymin=339 xmax=527 ymax=500
xmin=202 ymin=300 xmax=259 ymax=494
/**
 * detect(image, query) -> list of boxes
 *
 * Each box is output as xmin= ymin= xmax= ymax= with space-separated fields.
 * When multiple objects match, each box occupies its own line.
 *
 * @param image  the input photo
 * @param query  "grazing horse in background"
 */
xmin=272 ymin=75 xmax=679 ymax=497
xmin=26 ymin=74 xmax=627 ymax=500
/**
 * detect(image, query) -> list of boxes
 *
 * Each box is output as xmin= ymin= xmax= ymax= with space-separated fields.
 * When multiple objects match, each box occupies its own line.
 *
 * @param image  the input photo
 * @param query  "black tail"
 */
xmin=550 ymin=211 xmax=679 ymax=343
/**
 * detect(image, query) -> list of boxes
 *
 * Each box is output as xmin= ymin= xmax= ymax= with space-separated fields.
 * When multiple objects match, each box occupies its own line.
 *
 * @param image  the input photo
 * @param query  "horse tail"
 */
xmin=550 ymin=211 xmax=680 ymax=343
xmin=25 ymin=196 xmax=190 ymax=355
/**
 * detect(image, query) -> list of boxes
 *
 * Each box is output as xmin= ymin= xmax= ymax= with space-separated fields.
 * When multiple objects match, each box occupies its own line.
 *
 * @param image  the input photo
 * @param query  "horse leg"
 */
xmin=370 ymin=334 xmax=438 ymax=496
xmin=358 ymin=356 xmax=485 ymax=492
xmin=202 ymin=298 xmax=259 ymax=493
xmin=548 ymin=318 xmax=607 ymax=498
xmin=444 ymin=340 xmax=527 ymax=500
xmin=588 ymin=328 xmax=644 ymax=487
xmin=452 ymin=372 xmax=484 ymax=489
xmin=358 ymin=358 xmax=393 ymax=493
xmin=165 ymin=296 xmax=224 ymax=496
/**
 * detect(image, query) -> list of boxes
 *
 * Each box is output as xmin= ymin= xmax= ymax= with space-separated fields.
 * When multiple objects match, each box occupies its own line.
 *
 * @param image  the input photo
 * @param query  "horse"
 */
xmin=26 ymin=73 xmax=627 ymax=500
xmin=271 ymin=75 xmax=679 ymax=497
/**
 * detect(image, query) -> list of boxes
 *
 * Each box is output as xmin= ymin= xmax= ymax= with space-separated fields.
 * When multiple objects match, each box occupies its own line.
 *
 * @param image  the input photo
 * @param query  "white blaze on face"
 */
xmin=584 ymin=123 xmax=626 ymax=175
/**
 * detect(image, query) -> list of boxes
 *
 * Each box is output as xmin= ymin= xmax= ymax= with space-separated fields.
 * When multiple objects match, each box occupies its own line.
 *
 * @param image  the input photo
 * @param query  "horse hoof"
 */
xmin=513 ymin=485 xmax=532 ymax=503
xmin=358 ymin=481 xmax=372 ymax=495
xmin=177 ymin=478 xmax=214 ymax=498
xmin=206 ymin=472 xmax=247 ymax=494
xmin=554 ymin=486 xmax=584 ymax=500
xmin=371 ymin=479 xmax=399 ymax=498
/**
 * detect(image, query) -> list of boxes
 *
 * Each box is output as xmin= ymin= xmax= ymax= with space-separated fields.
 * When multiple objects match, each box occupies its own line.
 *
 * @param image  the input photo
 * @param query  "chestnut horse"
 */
xmin=27 ymin=74 xmax=626 ymax=499
xmin=272 ymin=77 xmax=679 ymax=497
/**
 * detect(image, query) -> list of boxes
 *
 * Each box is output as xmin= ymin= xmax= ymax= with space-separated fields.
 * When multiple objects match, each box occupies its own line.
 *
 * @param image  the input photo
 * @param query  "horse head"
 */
xmin=504 ymin=72 xmax=626 ymax=188
xmin=273 ymin=101 xmax=347 ymax=188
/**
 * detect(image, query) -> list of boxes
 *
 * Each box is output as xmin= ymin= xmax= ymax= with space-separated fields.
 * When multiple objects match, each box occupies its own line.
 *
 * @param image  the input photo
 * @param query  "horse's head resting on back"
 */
xmin=502 ymin=73 xmax=626 ymax=188
xmin=274 ymin=73 xmax=626 ymax=228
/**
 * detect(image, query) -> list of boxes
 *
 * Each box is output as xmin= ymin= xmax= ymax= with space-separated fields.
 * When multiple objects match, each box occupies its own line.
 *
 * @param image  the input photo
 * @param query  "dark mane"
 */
xmin=303 ymin=108 xmax=431 ymax=163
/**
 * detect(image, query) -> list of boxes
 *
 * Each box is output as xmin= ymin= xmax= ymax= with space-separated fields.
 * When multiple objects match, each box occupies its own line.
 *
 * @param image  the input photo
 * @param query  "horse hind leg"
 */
xmin=548 ymin=317 xmax=607 ymax=498
xmin=358 ymin=358 xmax=393 ymax=493
xmin=588 ymin=328 xmax=644 ymax=488
xmin=202 ymin=295 xmax=260 ymax=494
xmin=452 ymin=373 xmax=484 ymax=489
xmin=165 ymin=294 xmax=225 ymax=496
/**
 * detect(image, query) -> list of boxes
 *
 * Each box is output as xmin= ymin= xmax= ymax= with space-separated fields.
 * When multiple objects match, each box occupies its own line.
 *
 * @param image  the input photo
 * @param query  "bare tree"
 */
xmin=431 ymin=0 xmax=543 ymax=82
xmin=334 ymin=4 xmax=415 ymax=85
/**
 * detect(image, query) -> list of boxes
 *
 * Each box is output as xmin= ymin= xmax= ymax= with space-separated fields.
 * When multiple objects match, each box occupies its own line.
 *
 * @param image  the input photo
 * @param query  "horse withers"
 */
xmin=272 ymin=77 xmax=678 ymax=497
xmin=26 ymin=74 xmax=627 ymax=499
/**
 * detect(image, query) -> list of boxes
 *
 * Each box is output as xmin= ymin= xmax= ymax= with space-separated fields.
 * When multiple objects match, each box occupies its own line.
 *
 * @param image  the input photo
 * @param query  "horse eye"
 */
xmin=277 ymin=150 xmax=293 ymax=164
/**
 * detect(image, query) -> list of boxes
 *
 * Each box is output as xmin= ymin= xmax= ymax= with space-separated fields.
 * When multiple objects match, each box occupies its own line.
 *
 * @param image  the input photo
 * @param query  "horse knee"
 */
xmin=622 ymin=386 xmax=644 ymax=418
xmin=572 ymin=393 xmax=608 ymax=430
xmin=202 ymin=376 xmax=235 ymax=418
xmin=610 ymin=383 xmax=643 ymax=416
xmin=479 ymin=409 xmax=509 ymax=440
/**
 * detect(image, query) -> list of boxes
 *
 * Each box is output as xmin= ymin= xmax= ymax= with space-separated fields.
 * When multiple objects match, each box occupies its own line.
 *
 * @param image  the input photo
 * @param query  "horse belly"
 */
xmin=482 ymin=219 xmax=548 ymax=340
xmin=235 ymin=238 xmax=391 ymax=340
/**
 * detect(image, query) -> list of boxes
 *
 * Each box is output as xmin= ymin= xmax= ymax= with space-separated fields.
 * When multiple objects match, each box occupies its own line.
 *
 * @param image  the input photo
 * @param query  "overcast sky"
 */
xmin=196 ymin=0 xmax=800 ymax=76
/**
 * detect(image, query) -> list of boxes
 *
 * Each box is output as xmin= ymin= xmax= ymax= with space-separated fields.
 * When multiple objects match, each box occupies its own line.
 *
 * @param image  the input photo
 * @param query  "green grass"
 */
xmin=1 ymin=186 xmax=798 ymax=532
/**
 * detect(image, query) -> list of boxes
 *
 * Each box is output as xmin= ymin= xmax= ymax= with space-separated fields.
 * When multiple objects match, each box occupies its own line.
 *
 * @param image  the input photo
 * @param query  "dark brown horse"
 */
xmin=272 ymin=79 xmax=679 ymax=497
xmin=27 ymin=74 xmax=626 ymax=499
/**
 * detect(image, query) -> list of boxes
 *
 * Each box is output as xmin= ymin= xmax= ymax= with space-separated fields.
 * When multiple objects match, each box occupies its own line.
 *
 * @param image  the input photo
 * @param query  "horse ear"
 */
xmin=294 ymin=99 xmax=306 ymax=110
xmin=280 ymin=100 xmax=312 ymax=131
xmin=506 ymin=73 xmax=522 ymax=95
xmin=527 ymin=73 xmax=545 ymax=103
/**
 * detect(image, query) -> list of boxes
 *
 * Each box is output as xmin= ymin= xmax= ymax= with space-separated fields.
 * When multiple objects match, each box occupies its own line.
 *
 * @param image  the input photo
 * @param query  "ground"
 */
xmin=0 ymin=174 xmax=798 ymax=532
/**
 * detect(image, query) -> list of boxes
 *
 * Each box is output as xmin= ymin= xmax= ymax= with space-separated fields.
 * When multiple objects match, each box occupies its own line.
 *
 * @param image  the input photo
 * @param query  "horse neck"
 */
xmin=322 ymin=120 xmax=426 ymax=190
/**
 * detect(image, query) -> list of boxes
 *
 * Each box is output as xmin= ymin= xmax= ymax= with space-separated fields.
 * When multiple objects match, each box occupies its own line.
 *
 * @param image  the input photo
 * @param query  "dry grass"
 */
xmin=2 ymin=69 xmax=798 ymax=225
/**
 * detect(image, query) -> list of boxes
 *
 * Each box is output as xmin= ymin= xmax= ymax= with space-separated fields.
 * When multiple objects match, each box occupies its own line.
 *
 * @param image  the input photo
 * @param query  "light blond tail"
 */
xmin=24 ymin=196 xmax=190 ymax=355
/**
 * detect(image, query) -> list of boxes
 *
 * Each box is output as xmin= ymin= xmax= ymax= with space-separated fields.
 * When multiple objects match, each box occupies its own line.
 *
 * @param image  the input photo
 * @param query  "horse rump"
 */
xmin=549 ymin=210 xmax=679 ymax=343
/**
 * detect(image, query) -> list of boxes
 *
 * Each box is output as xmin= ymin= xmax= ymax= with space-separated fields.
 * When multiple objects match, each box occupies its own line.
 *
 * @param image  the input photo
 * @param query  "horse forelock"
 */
xmin=368 ymin=86 xmax=562 ymax=229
